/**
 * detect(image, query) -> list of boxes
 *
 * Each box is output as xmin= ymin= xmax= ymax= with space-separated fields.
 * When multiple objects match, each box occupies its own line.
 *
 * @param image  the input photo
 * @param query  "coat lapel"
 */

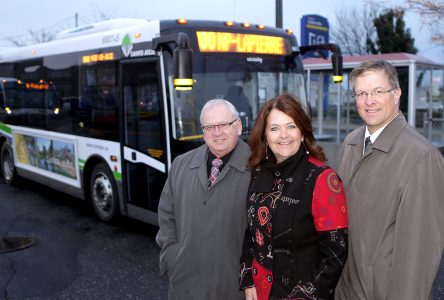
xmin=189 ymin=140 xmax=249 ymax=192
xmin=189 ymin=144 xmax=211 ymax=192
xmin=347 ymin=113 xmax=408 ymax=185
xmin=347 ymin=127 xmax=366 ymax=182
xmin=371 ymin=113 xmax=407 ymax=154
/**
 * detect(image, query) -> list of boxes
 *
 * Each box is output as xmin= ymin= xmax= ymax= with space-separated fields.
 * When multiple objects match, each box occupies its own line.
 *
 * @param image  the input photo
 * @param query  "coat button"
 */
xmin=267 ymin=275 xmax=272 ymax=282
xmin=274 ymin=171 xmax=280 ymax=177
xmin=253 ymin=267 xmax=257 ymax=275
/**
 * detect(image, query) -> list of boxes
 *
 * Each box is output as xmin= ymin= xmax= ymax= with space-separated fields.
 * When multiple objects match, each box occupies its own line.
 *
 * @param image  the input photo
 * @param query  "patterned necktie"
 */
xmin=208 ymin=158 xmax=223 ymax=188
xmin=364 ymin=136 xmax=372 ymax=153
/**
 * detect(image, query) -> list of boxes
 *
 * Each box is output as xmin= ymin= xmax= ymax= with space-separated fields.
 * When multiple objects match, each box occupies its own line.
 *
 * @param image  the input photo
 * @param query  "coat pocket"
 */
xmin=162 ymin=242 xmax=180 ymax=278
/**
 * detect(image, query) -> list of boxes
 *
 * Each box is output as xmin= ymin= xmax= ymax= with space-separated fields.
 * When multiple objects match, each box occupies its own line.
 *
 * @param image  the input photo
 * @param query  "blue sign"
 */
xmin=301 ymin=15 xmax=329 ymax=58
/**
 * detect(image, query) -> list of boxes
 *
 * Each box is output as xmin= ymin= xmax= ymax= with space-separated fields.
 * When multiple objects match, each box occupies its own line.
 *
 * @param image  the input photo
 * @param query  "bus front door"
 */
xmin=120 ymin=58 xmax=168 ymax=224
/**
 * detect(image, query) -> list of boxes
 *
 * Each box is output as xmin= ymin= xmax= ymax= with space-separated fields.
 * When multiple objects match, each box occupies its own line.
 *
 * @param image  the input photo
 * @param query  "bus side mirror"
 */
xmin=153 ymin=32 xmax=194 ymax=91
xmin=332 ymin=53 xmax=343 ymax=84
xmin=299 ymin=43 xmax=343 ymax=84
xmin=173 ymin=41 xmax=193 ymax=91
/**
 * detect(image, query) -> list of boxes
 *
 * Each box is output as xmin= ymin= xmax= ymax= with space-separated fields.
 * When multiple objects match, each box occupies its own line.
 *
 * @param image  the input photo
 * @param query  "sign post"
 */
xmin=301 ymin=15 xmax=329 ymax=58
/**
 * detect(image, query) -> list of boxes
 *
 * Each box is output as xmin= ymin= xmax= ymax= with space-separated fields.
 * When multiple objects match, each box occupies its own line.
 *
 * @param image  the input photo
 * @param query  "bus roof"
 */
xmin=0 ymin=19 xmax=160 ymax=62
xmin=0 ymin=18 xmax=293 ymax=63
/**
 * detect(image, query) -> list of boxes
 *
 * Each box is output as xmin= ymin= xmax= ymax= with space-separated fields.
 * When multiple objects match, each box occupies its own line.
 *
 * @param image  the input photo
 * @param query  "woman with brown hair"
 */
xmin=239 ymin=94 xmax=348 ymax=300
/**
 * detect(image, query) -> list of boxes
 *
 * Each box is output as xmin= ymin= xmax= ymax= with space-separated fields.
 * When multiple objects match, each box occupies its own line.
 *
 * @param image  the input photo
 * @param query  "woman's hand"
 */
xmin=245 ymin=287 xmax=258 ymax=300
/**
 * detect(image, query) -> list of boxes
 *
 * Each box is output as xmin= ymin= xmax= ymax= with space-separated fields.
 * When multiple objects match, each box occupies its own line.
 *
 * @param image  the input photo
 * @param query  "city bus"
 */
xmin=0 ymin=18 xmax=342 ymax=224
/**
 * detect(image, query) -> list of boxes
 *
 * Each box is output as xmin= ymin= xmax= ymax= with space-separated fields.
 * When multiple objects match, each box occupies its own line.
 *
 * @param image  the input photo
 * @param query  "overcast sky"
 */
xmin=1 ymin=0 xmax=443 ymax=62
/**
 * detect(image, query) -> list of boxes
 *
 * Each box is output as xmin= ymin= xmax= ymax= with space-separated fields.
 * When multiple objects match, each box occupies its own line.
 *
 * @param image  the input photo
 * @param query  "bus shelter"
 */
xmin=304 ymin=53 xmax=444 ymax=167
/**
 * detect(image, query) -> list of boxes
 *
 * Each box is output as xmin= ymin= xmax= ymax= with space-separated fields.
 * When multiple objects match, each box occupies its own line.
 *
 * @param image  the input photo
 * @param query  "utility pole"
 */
xmin=276 ymin=0 xmax=283 ymax=28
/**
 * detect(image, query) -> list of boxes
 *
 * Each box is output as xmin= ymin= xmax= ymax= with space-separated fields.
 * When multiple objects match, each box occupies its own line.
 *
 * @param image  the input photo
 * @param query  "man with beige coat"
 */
xmin=335 ymin=59 xmax=444 ymax=299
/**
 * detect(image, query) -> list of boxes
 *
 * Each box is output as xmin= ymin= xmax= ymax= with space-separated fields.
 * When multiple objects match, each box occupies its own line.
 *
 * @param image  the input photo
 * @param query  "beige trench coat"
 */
xmin=335 ymin=113 xmax=444 ymax=300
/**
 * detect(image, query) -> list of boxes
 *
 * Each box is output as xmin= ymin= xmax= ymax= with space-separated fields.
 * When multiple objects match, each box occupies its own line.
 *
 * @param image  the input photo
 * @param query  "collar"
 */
xmin=260 ymin=146 xmax=306 ymax=174
xmin=350 ymin=112 xmax=407 ymax=154
xmin=365 ymin=112 xmax=399 ymax=144
xmin=189 ymin=139 xmax=249 ymax=172
xmin=208 ymin=149 xmax=233 ymax=166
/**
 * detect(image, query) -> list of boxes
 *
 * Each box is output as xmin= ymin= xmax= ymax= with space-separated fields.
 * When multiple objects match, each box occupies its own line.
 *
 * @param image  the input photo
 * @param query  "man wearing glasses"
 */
xmin=156 ymin=99 xmax=249 ymax=300
xmin=335 ymin=59 xmax=444 ymax=299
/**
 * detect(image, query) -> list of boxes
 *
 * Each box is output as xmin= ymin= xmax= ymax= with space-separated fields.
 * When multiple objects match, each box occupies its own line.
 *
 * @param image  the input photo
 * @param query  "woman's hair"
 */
xmin=248 ymin=93 xmax=326 ymax=167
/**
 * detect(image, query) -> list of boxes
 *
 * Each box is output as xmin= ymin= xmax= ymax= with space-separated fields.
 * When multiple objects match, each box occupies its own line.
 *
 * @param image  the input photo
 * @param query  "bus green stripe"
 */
xmin=0 ymin=122 xmax=12 ymax=135
xmin=113 ymin=171 xmax=122 ymax=181
xmin=78 ymin=158 xmax=121 ymax=180
xmin=79 ymin=159 xmax=85 ymax=170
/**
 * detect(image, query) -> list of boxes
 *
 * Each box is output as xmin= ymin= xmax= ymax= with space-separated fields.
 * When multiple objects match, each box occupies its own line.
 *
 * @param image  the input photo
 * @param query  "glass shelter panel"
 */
xmin=308 ymin=71 xmax=357 ymax=142
xmin=415 ymin=65 xmax=444 ymax=147
xmin=416 ymin=66 xmax=432 ymax=137
xmin=431 ymin=68 xmax=443 ymax=146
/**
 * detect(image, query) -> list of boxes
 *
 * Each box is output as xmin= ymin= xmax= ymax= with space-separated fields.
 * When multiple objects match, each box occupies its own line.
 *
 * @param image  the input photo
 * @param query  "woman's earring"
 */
xmin=265 ymin=144 xmax=269 ymax=160
xmin=302 ymin=140 xmax=309 ymax=155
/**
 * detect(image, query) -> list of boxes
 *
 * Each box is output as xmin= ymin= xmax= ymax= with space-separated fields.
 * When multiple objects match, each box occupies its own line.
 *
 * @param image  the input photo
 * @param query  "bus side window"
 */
xmin=79 ymin=62 xmax=118 ymax=141
xmin=0 ymin=86 xmax=4 ymax=108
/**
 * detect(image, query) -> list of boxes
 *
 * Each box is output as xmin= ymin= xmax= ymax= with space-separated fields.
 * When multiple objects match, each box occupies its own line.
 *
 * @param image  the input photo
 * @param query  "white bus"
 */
xmin=0 ymin=18 xmax=342 ymax=224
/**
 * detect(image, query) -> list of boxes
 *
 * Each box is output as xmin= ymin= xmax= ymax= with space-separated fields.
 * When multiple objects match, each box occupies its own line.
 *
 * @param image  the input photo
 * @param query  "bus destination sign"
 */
xmin=196 ymin=31 xmax=289 ymax=55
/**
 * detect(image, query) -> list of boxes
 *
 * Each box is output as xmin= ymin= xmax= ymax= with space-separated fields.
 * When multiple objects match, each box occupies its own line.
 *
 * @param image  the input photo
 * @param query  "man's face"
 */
xmin=354 ymin=70 xmax=401 ymax=134
xmin=202 ymin=104 xmax=242 ymax=157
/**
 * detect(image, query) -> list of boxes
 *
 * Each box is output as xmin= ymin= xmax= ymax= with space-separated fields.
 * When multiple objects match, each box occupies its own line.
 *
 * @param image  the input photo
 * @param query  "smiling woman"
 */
xmin=239 ymin=94 xmax=348 ymax=300
xmin=265 ymin=109 xmax=302 ymax=163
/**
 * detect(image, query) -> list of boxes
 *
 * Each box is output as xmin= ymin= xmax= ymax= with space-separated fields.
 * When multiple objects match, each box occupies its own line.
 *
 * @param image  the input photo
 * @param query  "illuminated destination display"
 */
xmin=196 ymin=31 xmax=289 ymax=55
xmin=82 ymin=52 xmax=114 ymax=64
xmin=25 ymin=82 xmax=50 ymax=90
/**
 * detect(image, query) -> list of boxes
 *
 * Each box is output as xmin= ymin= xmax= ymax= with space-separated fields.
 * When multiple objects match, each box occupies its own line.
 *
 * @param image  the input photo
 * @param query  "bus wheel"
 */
xmin=90 ymin=163 xmax=119 ymax=222
xmin=1 ymin=143 xmax=17 ymax=184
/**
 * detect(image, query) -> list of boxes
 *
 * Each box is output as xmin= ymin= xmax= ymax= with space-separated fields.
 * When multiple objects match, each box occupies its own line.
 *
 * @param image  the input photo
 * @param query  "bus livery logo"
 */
xmin=121 ymin=34 xmax=133 ymax=57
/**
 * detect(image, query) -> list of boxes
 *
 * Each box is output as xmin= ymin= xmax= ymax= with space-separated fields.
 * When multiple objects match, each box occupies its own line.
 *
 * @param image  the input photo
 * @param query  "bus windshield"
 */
xmin=170 ymin=70 xmax=306 ymax=140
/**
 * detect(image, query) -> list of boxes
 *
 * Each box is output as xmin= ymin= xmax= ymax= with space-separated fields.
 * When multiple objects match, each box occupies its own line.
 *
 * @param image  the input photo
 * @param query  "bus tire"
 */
xmin=90 ymin=162 xmax=119 ymax=222
xmin=1 ymin=142 xmax=17 ymax=184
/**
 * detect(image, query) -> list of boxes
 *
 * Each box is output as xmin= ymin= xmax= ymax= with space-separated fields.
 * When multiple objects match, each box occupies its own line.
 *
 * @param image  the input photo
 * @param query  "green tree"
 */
xmin=370 ymin=8 xmax=418 ymax=54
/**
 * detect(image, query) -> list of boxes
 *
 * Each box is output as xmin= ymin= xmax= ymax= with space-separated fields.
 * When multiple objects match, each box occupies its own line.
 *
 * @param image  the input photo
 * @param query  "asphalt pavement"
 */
xmin=0 ymin=177 xmax=443 ymax=299
xmin=0 ymin=178 xmax=168 ymax=300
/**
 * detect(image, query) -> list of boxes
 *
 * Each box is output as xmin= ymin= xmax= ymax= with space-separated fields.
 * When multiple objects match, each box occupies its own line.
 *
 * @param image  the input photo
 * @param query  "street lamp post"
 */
xmin=276 ymin=0 xmax=283 ymax=28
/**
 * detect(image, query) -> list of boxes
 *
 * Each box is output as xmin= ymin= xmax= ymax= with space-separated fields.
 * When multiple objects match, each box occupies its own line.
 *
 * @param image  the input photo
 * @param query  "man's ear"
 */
xmin=394 ymin=87 xmax=402 ymax=106
xmin=236 ymin=119 xmax=242 ymax=135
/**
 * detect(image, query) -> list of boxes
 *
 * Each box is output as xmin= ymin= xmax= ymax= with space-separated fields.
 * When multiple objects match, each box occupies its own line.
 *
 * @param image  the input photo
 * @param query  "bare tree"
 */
xmin=27 ymin=28 xmax=56 ymax=44
xmin=2 ymin=1 xmax=116 ymax=47
xmin=405 ymin=0 xmax=444 ymax=45
xmin=6 ymin=37 xmax=27 ymax=47
xmin=5 ymin=25 xmax=62 ymax=46
xmin=87 ymin=1 xmax=117 ymax=22
xmin=331 ymin=5 xmax=379 ymax=55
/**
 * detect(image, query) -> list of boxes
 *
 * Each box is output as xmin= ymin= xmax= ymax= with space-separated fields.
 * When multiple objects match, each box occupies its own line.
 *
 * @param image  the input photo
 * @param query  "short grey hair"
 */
xmin=200 ymin=99 xmax=240 ymax=125
xmin=350 ymin=59 xmax=400 ymax=90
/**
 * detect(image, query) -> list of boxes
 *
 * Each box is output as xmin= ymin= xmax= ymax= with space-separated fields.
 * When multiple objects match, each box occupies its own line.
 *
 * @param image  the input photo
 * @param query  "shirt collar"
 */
xmin=365 ymin=112 xmax=399 ymax=144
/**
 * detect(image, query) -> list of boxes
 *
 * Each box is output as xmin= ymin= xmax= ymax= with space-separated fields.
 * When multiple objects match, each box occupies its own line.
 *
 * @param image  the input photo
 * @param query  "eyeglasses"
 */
xmin=202 ymin=119 xmax=237 ymax=132
xmin=353 ymin=87 xmax=397 ymax=100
